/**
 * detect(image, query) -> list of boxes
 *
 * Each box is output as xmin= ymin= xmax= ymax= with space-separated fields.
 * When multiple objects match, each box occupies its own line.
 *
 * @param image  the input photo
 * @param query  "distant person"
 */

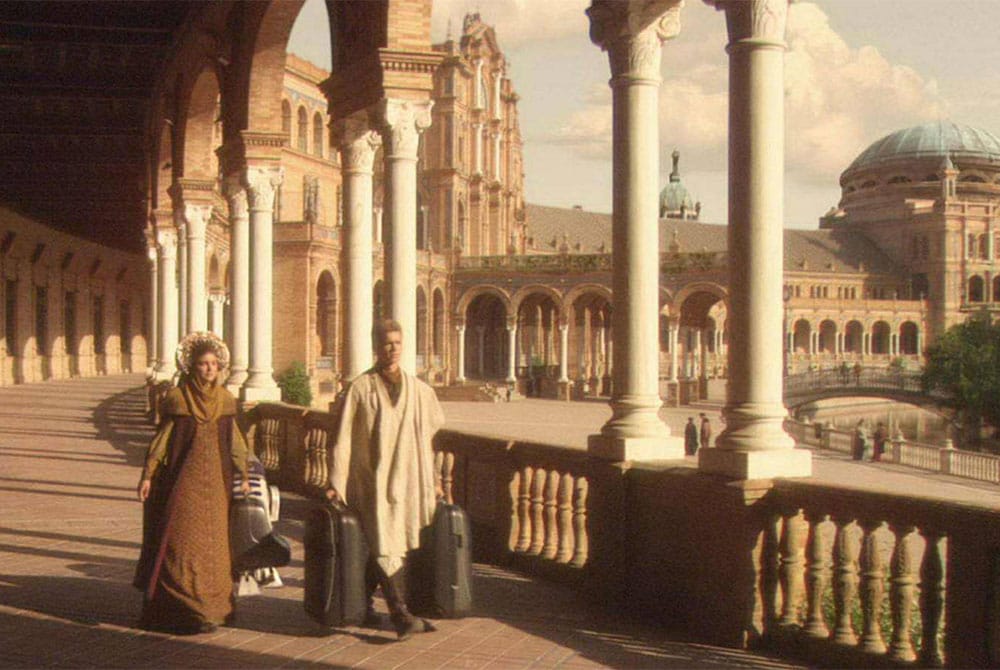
xmin=134 ymin=332 xmax=251 ymax=634
xmin=684 ymin=417 xmax=699 ymax=456
xmin=699 ymin=413 xmax=712 ymax=450
xmin=852 ymin=419 xmax=870 ymax=461
xmin=873 ymin=422 xmax=888 ymax=462
xmin=853 ymin=362 xmax=863 ymax=385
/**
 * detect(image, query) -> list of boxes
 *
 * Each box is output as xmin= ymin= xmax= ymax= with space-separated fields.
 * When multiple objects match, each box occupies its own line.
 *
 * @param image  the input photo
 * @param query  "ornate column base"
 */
xmin=240 ymin=382 xmax=281 ymax=403
xmin=588 ymin=433 xmax=685 ymax=462
xmin=698 ymin=446 xmax=812 ymax=480
xmin=225 ymin=370 xmax=247 ymax=395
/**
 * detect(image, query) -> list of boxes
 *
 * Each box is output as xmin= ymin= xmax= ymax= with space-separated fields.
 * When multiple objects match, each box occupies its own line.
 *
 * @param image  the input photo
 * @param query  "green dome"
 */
xmin=846 ymin=121 xmax=1000 ymax=173
xmin=659 ymin=150 xmax=696 ymax=216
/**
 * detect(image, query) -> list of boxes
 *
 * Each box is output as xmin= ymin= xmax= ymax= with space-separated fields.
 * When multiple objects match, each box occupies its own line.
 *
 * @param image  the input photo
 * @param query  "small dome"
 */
xmin=660 ymin=150 xmax=696 ymax=217
xmin=845 ymin=121 xmax=1000 ymax=174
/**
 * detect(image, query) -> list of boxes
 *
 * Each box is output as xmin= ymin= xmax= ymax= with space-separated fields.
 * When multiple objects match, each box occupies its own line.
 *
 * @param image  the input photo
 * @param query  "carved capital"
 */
xmin=244 ymin=165 xmax=284 ymax=212
xmin=708 ymin=0 xmax=788 ymax=47
xmin=155 ymin=227 xmax=178 ymax=260
xmin=588 ymin=0 xmax=683 ymax=80
xmin=183 ymin=203 xmax=212 ymax=238
xmin=334 ymin=112 xmax=382 ymax=174
xmin=380 ymin=98 xmax=434 ymax=160
xmin=224 ymin=174 xmax=249 ymax=221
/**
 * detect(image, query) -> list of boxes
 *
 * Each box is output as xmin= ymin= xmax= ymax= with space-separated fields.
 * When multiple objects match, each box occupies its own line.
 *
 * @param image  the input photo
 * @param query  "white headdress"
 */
xmin=175 ymin=331 xmax=231 ymax=375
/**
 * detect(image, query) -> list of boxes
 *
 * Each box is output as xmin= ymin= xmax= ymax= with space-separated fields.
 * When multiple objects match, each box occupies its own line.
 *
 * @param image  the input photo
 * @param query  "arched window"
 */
xmin=993 ymin=275 xmax=1000 ymax=302
xmin=871 ymin=321 xmax=891 ymax=355
xmin=281 ymin=100 xmax=291 ymax=134
xmin=844 ymin=321 xmax=863 ymax=353
xmin=297 ymin=106 xmax=308 ymax=152
xmin=312 ymin=112 xmax=324 ymax=157
xmin=979 ymin=233 xmax=989 ymax=260
xmin=899 ymin=322 xmax=919 ymax=355
xmin=969 ymin=275 xmax=985 ymax=303
xmin=888 ymin=175 xmax=910 ymax=184
xmin=792 ymin=320 xmax=811 ymax=354
xmin=968 ymin=234 xmax=977 ymax=259
xmin=316 ymin=271 xmax=336 ymax=357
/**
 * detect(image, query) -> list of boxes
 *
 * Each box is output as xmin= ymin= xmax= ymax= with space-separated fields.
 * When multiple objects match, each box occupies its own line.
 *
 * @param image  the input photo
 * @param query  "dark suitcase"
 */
xmin=303 ymin=501 xmax=368 ymax=627
xmin=230 ymin=482 xmax=292 ymax=573
xmin=410 ymin=502 xmax=473 ymax=618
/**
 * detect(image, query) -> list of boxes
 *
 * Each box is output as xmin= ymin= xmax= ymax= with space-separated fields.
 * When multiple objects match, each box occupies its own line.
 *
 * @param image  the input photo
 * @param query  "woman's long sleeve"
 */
xmin=142 ymin=420 xmax=175 ymax=480
xmin=231 ymin=423 xmax=250 ymax=479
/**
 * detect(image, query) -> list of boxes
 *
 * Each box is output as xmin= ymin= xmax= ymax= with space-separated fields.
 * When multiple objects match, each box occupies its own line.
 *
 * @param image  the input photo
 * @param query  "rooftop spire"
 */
xmin=670 ymin=149 xmax=681 ymax=182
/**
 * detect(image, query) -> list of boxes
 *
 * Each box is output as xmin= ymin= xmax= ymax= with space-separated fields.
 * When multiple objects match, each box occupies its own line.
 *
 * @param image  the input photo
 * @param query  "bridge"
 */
xmin=783 ymin=368 xmax=952 ymax=413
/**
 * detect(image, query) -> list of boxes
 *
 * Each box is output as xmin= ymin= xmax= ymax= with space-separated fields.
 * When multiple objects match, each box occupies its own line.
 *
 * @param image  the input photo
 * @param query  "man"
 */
xmin=873 ymin=421 xmax=888 ymax=461
xmin=699 ymin=413 xmax=712 ymax=451
xmin=684 ymin=417 xmax=699 ymax=456
xmin=327 ymin=320 xmax=445 ymax=640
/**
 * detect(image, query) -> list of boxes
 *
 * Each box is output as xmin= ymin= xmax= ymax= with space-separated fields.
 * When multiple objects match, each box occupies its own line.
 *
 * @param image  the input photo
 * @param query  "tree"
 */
xmin=277 ymin=361 xmax=313 ymax=407
xmin=922 ymin=313 xmax=1000 ymax=447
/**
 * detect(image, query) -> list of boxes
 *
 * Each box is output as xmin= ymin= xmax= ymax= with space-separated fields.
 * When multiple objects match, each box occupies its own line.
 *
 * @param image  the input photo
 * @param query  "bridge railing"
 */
xmin=784 ymin=368 xmax=931 ymax=400
xmin=244 ymin=402 xmax=1000 ymax=667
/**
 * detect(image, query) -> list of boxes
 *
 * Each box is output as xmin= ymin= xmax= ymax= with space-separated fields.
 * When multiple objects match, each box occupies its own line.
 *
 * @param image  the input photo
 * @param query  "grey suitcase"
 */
xmin=410 ymin=502 xmax=473 ymax=618
xmin=303 ymin=500 xmax=368 ymax=627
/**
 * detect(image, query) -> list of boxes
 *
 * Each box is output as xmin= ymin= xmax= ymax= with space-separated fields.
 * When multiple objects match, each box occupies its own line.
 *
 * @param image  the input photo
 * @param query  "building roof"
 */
xmin=846 ymin=120 xmax=1000 ymax=173
xmin=523 ymin=204 xmax=899 ymax=274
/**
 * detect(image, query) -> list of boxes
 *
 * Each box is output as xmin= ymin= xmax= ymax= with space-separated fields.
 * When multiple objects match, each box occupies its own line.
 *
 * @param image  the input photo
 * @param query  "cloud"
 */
xmin=542 ymin=2 xmax=949 ymax=185
xmin=431 ymin=0 xmax=589 ymax=47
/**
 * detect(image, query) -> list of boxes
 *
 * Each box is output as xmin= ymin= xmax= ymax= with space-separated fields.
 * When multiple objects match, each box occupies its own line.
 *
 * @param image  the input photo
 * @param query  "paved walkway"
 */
xmin=0 ymin=375 xmax=800 ymax=669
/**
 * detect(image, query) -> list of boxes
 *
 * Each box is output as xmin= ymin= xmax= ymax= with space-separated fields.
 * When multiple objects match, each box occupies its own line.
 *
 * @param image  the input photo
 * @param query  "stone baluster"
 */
xmin=803 ymin=511 xmax=831 ymax=638
xmin=759 ymin=513 xmax=782 ymax=634
xmin=832 ymin=518 xmax=860 ymax=645
xmin=528 ymin=467 xmax=546 ymax=555
xmin=888 ymin=524 xmax=917 ymax=662
xmin=515 ymin=465 xmax=532 ymax=552
xmin=919 ymin=531 xmax=945 ymax=667
xmin=779 ymin=510 xmax=807 ymax=627
xmin=556 ymin=472 xmax=574 ymax=563
xmin=541 ymin=469 xmax=560 ymax=559
xmin=858 ymin=520 xmax=887 ymax=653
xmin=256 ymin=418 xmax=281 ymax=472
xmin=571 ymin=477 xmax=589 ymax=567
xmin=304 ymin=427 xmax=328 ymax=489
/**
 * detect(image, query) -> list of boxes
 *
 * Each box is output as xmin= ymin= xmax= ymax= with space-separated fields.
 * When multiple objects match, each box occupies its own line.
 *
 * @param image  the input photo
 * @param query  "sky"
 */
xmin=288 ymin=0 xmax=1000 ymax=229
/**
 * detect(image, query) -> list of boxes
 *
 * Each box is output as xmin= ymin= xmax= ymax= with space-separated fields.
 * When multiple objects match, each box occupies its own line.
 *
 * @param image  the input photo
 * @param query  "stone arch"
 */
xmin=316 ymin=270 xmax=336 ymax=357
xmin=871 ymin=320 xmax=891 ymax=354
xmin=818 ymin=319 xmax=837 ymax=354
xmin=296 ymin=105 xmax=308 ymax=152
xmin=844 ymin=319 xmax=864 ymax=353
xmin=993 ymin=275 xmax=1000 ymax=302
xmin=671 ymin=281 xmax=728 ymax=318
xmin=281 ymin=98 xmax=291 ymax=134
xmin=179 ymin=65 xmax=223 ymax=180
xmin=969 ymin=275 xmax=985 ymax=302
xmin=312 ymin=111 xmax=324 ymax=157
xmin=511 ymin=284 xmax=564 ymax=319
xmin=154 ymin=121 xmax=174 ymax=211
xmin=792 ymin=319 xmax=811 ymax=354
xmin=464 ymin=292 xmax=509 ymax=380
xmin=564 ymin=283 xmax=612 ymax=312
xmin=899 ymin=321 xmax=919 ymax=355
xmin=455 ymin=285 xmax=512 ymax=321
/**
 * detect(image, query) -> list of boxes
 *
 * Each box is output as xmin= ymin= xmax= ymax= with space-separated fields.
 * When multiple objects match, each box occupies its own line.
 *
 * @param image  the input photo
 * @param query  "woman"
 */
xmin=134 ymin=332 xmax=250 ymax=634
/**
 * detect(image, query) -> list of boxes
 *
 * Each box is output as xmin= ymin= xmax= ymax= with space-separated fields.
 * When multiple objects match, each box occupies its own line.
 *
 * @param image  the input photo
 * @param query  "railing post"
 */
xmin=778 ymin=510 xmax=807 ymax=627
xmin=888 ymin=524 xmax=918 ymax=662
xmin=919 ymin=530 xmax=945 ymax=667
xmin=858 ymin=520 xmax=887 ymax=654
xmin=803 ymin=511 xmax=831 ymax=638
xmin=940 ymin=439 xmax=954 ymax=475
xmin=832 ymin=517 xmax=860 ymax=645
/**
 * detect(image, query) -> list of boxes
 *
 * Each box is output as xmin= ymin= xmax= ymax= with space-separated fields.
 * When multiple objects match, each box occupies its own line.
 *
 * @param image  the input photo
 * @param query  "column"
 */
xmin=506 ymin=318 xmax=517 ymax=383
xmin=699 ymin=0 xmax=810 ymax=478
xmin=381 ymin=98 xmax=433 ymax=374
xmin=786 ymin=328 xmax=793 ymax=353
xmin=225 ymin=177 xmax=250 ymax=391
xmin=154 ymin=226 xmax=178 ymax=380
xmin=587 ymin=0 xmax=684 ymax=460
xmin=669 ymin=321 xmax=679 ymax=381
xmin=373 ymin=206 xmax=384 ymax=245
xmin=491 ymin=130 xmax=501 ymax=179
xmin=864 ymin=331 xmax=871 ymax=356
xmin=146 ymin=245 xmax=158 ymax=373
xmin=473 ymin=123 xmax=484 ymax=175
xmin=184 ymin=203 xmax=211 ymax=333
xmin=240 ymin=164 xmax=283 ymax=402
xmin=209 ymin=292 xmax=225 ymax=337
xmin=558 ymin=322 xmax=569 ymax=382
xmin=335 ymin=113 xmax=381 ymax=381
xmin=176 ymin=219 xmax=187 ymax=339
xmin=916 ymin=331 xmax=923 ymax=356
xmin=455 ymin=324 xmax=466 ymax=382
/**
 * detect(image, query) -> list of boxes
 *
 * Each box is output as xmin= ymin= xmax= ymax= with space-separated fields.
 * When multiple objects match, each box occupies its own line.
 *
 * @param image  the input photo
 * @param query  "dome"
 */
xmin=660 ymin=150 xmax=697 ymax=218
xmin=846 ymin=121 xmax=1000 ymax=173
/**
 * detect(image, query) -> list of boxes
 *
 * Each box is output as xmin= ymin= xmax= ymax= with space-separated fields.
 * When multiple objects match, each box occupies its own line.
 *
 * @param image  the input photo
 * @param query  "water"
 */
xmin=795 ymin=397 xmax=952 ymax=446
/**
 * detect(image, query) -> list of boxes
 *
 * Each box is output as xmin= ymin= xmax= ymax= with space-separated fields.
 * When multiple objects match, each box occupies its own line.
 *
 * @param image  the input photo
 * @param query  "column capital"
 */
xmin=244 ymin=165 xmax=284 ymax=212
xmin=224 ymin=174 xmax=249 ymax=219
xmin=587 ymin=0 xmax=683 ymax=81
xmin=334 ymin=111 xmax=382 ymax=174
xmin=182 ymin=203 xmax=212 ymax=238
xmin=380 ymin=98 xmax=434 ymax=160
xmin=506 ymin=317 xmax=518 ymax=331
xmin=155 ymin=226 xmax=178 ymax=257
xmin=706 ymin=0 xmax=789 ymax=48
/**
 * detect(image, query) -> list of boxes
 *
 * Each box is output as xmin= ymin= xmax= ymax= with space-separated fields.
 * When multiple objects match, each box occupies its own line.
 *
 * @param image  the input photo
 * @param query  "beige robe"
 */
xmin=330 ymin=369 xmax=445 ymax=575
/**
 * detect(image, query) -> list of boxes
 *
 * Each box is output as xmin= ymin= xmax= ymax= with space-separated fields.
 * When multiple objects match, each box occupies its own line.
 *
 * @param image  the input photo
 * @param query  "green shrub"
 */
xmin=277 ymin=361 xmax=312 ymax=407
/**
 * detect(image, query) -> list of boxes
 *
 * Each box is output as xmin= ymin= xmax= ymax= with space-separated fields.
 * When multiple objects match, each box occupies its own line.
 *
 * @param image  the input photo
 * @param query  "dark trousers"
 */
xmin=365 ymin=557 xmax=411 ymax=621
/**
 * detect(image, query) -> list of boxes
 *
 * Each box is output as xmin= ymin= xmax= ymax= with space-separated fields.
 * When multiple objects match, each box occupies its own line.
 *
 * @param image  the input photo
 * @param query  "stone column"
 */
xmin=154 ymin=226 xmax=179 ymax=380
xmin=146 ymin=246 xmax=158 ymax=373
xmin=864 ymin=331 xmax=871 ymax=356
xmin=491 ymin=130 xmax=501 ymax=179
xmin=381 ymin=98 xmax=433 ymax=374
xmin=506 ymin=318 xmax=517 ymax=383
xmin=669 ymin=321 xmax=679 ymax=381
xmin=373 ymin=206 xmax=384 ymax=245
xmin=241 ymin=164 xmax=283 ymax=402
xmin=455 ymin=324 xmax=466 ymax=382
xmin=699 ymin=0 xmax=810 ymax=478
xmin=225 ymin=177 xmax=250 ymax=391
xmin=183 ymin=203 xmax=212 ymax=334
xmin=335 ymin=114 xmax=381 ymax=381
xmin=176 ymin=219 xmax=188 ymax=339
xmin=587 ymin=0 xmax=684 ymax=460
xmin=473 ymin=123 xmax=484 ymax=175
xmin=558 ymin=321 xmax=569 ymax=382
xmin=209 ymin=292 xmax=225 ymax=338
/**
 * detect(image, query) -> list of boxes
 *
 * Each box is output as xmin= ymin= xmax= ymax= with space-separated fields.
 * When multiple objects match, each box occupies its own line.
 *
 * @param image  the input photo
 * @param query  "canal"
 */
xmin=794 ymin=397 xmax=952 ymax=446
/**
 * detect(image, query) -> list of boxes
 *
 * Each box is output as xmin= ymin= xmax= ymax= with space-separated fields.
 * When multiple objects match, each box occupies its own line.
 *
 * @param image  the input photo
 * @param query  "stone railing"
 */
xmin=787 ymin=418 xmax=1000 ymax=485
xmin=456 ymin=253 xmax=612 ymax=274
xmin=243 ymin=402 xmax=1000 ymax=667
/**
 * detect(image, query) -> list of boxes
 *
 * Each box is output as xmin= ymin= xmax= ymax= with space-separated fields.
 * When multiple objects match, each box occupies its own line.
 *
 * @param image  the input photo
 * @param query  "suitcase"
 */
xmin=409 ymin=502 xmax=473 ymax=618
xmin=303 ymin=500 xmax=368 ymax=627
xmin=230 ymin=467 xmax=292 ymax=573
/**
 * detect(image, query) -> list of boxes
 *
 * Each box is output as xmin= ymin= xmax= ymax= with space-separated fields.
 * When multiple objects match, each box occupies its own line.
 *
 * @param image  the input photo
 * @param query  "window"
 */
xmin=968 ymin=233 xmax=977 ymax=259
xmin=35 ymin=286 xmax=47 ymax=356
xmin=93 ymin=296 xmax=104 ymax=355
xmin=312 ymin=112 xmax=324 ymax=157
xmin=297 ymin=106 xmax=308 ymax=152
xmin=281 ymin=100 xmax=291 ymax=134
xmin=444 ymin=116 xmax=453 ymax=165
xmin=4 ymin=280 xmax=15 ymax=355
xmin=979 ymin=233 xmax=989 ymax=260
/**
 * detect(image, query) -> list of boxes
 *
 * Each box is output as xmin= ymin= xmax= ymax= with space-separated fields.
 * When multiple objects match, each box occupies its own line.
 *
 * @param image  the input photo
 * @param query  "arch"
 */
xmin=432 ymin=288 xmax=445 ymax=357
xmin=296 ymin=105 xmax=308 ymax=152
xmin=844 ymin=320 xmax=864 ymax=354
xmin=675 ymin=282 xmax=727 ymax=330
xmin=671 ymin=281 xmax=728 ymax=316
xmin=312 ymin=111 xmax=324 ymax=157
xmin=281 ymin=99 xmax=291 ymax=134
xmin=464 ymin=292 xmax=509 ymax=379
xmin=455 ymin=284 xmax=512 ymax=320
xmin=993 ymin=275 xmax=1000 ymax=302
xmin=511 ymin=284 xmax=564 ymax=318
xmin=969 ymin=275 xmax=985 ymax=303
xmin=316 ymin=270 xmax=336 ymax=357
xmin=564 ymin=283 xmax=613 ymax=311
xmin=899 ymin=321 xmax=919 ymax=355
xmin=887 ymin=175 xmax=910 ymax=184
xmin=818 ymin=319 xmax=837 ymax=354
xmin=792 ymin=319 xmax=811 ymax=354
xmin=959 ymin=173 xmax=987 ymax=183
xmin=180 ymin=66 xmax=222 ymax=180
xmin=154 ymin=121 xmax=174 ymax=211
xmin=871 ymin=320 xmax=891 ymax=354
xmin=416 ymin=285 xmax=428 ymax=364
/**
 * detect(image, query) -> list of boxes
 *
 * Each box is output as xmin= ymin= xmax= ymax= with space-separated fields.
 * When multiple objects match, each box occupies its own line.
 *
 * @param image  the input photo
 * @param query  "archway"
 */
xmin=464 ymin=293 xmax=508 ymax=380
xmin=432 ymin=288 xmax=445 ymax=361
xmin=316 ymin=270 xmax=336 ymax=358
xmin=871 ymin=321 xmax=891 ymax=355
xmin=818 ymin=320 xmax=837 ymax=354
xmin=899 ymin=321 xmax=919 ymax=355
xmin=969 ymin=275 xmax=985 ymax=303
xmin=572 ymin=291 xmax=611 ymax=393
xmin=182 ymin=67 xmax=222 ymax=181
xmin=517 ymin=292 xmax=560 ymax=392
xmin=675 ymin=286 xmax=726 ymax=380
xmin=416 ymin=286 xmax=428 ymax=370
xmin=844 ymin=320 xmax=863 ymax=354
xmin=793 ymin=319 xmax=811 ymax=354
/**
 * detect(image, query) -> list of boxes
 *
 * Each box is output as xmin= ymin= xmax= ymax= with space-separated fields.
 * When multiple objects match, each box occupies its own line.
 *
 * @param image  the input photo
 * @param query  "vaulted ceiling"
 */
xmin=0 ymin=2 xmax=195 ymax=252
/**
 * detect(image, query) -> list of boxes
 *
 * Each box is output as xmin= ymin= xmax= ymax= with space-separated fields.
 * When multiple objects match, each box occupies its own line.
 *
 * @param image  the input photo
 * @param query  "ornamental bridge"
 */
xmin=783 ymin=368 xmax=952 ymax=415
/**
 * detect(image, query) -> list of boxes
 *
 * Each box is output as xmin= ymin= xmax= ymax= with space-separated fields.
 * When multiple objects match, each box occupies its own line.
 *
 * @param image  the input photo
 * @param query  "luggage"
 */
xmin=230 ymin=466 xmax=292 ymax=573
xmin=303 ymin=500 xmax=368 ymax=627
xmin=409 ymin=502 xmax=473 ymax=618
